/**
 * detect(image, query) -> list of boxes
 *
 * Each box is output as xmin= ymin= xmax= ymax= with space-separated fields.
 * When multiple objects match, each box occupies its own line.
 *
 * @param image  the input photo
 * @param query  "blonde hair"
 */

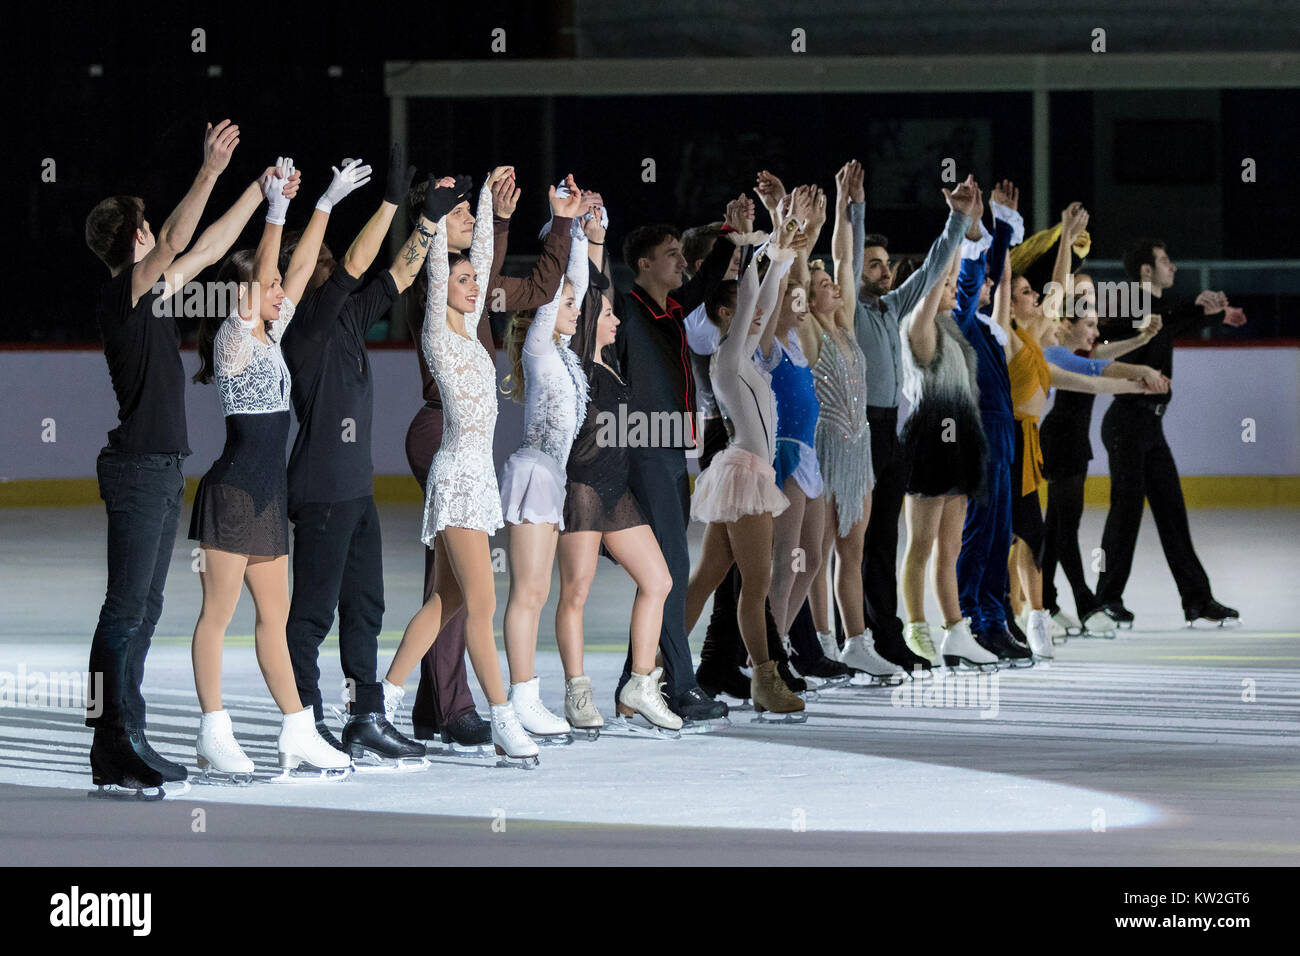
xmin=500 ymin=279 xmax=575 ymax=402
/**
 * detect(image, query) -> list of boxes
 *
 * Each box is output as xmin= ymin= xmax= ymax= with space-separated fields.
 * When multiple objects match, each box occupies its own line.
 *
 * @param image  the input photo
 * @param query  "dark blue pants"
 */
xmin=87 ymin=448 xmax=186 ymax=730
xmin=958 ymin=417 xmax=1014 ymax=635
xmin=286 ymin=495 xmax=386 ymax=720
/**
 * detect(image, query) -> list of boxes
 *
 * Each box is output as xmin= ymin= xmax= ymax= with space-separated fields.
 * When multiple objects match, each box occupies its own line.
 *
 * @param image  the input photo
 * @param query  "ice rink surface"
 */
xmin=0 ymin=502 xmax=1296 ymax=865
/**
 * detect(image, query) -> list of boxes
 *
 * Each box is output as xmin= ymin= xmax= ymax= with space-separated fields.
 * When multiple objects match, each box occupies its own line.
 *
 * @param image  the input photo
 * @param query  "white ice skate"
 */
xmin=276 ymin=708 xmax=352 ymax=781
xmin=904 ymin=621 xmax=942 ymax=666
xmin=1052 ymin=609 xmax=1082 ymax=640
xmin=564 ymin=675 xmax=604 ymax=741
xmin=780 ymin=636 xmax=825 ymax=691
xmin=841 ymin=631 xmax=906 ymax=685
xmin=490 ymin=703 xmax=540 ymax=768
xmin=617 ymin=667 xmax=684 ymax=733
xmin=195 ymin=709 xmax=255 ymax=786
xmin=509 ymin=677 xmax=573 ymax=746
xmin=939 ymin=619 xmax=1000 ymax=671
xmin=816 ymin=630 xmax=841 ymax=662
xmin=1081 ymin=608 xmax=1117 ymax=639
xmin=1026 ymin=609 xmax=1055 ymax=660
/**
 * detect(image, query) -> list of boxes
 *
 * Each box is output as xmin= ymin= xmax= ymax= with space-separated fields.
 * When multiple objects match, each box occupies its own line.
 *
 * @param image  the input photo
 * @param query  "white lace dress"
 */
xmin=498 ymin=226 xmax=590 ymax=527
xmin=189 ymin=299 xmax=296 ymax=555
xmin=420 ymin=182 xmax=503 ymax=543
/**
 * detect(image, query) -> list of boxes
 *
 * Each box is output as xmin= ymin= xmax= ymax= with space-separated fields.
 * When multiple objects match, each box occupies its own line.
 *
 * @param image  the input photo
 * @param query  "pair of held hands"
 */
xmin=418 ymin=167 xmax=605 ymax=241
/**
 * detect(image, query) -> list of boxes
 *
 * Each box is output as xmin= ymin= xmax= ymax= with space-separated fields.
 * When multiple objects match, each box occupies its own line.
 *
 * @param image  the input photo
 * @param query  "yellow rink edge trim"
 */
xmin=2 ymin=474 xmax=1299 ymax=508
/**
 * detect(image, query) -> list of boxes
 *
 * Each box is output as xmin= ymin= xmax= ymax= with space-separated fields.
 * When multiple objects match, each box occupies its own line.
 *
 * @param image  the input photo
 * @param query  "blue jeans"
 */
xmin=87 ymin=448 xmax=186 ymax=729
xmin=957 ymin=418 xmax=1014 ymax=635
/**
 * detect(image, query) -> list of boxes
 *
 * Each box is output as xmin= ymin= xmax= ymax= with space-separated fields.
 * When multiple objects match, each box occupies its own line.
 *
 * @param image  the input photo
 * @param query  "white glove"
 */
xmin=315 ymin=157 xmax=372 ymax=213
xmin=264 ymin=156 xmax=295 ymax=226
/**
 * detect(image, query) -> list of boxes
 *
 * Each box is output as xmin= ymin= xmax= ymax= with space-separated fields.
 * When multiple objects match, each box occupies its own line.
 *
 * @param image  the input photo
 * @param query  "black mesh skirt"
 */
xmin=562 ymin=481 xmax=646 ymax=534
xmin=900 ymin=393 xmax=987 ymax=498
xmin=189 ymin=411 xmax=290 ymax=556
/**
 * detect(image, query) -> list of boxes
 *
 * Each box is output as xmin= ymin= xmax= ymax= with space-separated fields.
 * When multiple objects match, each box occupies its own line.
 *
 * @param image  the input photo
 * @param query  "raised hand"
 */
xmin=788 ymin=184 xmax=814 ymax=226
xmin=754 ymin=170 xmax=786 ymax=213
xmin=263 ymin=157 xmax=296 ymax=225
xmin=990 ymin=178 xmax=1019 ymax=212
xmin=725 ymin=194 xmax=755 ymax=234
xmin=1060 ymin=201 xmax=1090 ymax=241
xmin=203 ymin=119 xmax=240 ymax=174
xmin=807 ymin=186 xmax=828 ymax=230
xmin=384 ymin=143 xmax=417 ymax=206
xmin=847 ymin=160 xmax=865 ymax=203
xmin=281 ymin=169 xmax=302 ymax=201
xmin=549 ymin=174 xmax=586 ymax=218
xmin=583 ymin=202 xmax=606 ymax=242
xmin=316 ymin=158 xmax=372 ymax=213
xmin=942 ymin=174 xmax=981 ymax=218
xmin=491 ymin=170 xmax=521 ymax=218
xmin=423 ymin=173 xmax=471 ymax=222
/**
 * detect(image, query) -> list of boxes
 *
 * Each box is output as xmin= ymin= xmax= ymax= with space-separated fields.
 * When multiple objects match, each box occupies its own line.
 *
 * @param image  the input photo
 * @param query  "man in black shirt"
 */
xmin=1095 ymin=238 xmax=1246 ymax=626
xmin=84 ymin=120 xmax=271 ymax=793
xmin=282 ymin=147 xmax=447 ymax=763
xmin=614 ymin=207 xmax=738 ymax=726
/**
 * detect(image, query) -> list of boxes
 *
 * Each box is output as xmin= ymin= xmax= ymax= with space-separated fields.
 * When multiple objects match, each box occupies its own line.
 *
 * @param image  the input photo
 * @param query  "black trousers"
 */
xmin=861 ymin=406 xmax=904 ymax=643
xmin=620 ymin=446 xmax=698 ymax=700
xmin=286 ymin=495 xmax=386 ymax=720
xmin=1042 ymin=472 xmax=1098 ymax=616
xmin=87 ymin=448 xmax=186 ymax=730
xmin=1096 ymin=402 xmax=1212 ymax=609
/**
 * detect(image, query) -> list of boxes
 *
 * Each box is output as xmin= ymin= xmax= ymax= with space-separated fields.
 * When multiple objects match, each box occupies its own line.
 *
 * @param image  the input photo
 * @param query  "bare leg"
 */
xmin=439 ymin=527 xmax=505 ymax=705
xmin=832 ymin=491 xmax=872 ymax=636
xmin=243 ymin=554 xmax=303 ymax=715
xmin=603 ymin=525 xmax=673 ymax=675
xmin=555 ymin=532 xmax=601 ymax=680
xmin=386 ymin=534 xmax=463 ymax=685
xmin=1012 ymin=538 xmax=1045 ymax=610
xmin=769 ymin=479 xmax=807 ymax=636
xmin=726 ymin=513 xmax=775 ymax=665
xmin=901 ymin=495 xmax=944 ymax=622
xmin=810 ymin=502 xmax=837 ymax=633
xmin=502 ymin=521 xmax=559 ymax=685
xmin=192 ymin=547 xmax=247 ymax=713
xmin=782 ymin=493 xmax=826 ymax=637
xmin=935 ymin=495 xmax=968 ymax=625
xmin=684 ymin=521 xmax=737 ymax=637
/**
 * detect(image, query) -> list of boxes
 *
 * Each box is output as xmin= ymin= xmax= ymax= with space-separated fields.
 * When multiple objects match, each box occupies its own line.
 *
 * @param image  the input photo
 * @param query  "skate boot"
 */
xmin=1185 ymin=598 xmax=1240 ymax=628
xmin=564 ymin=675 xmax=604 ymax=740
xmin=841 ymin=631 xmax=907 ymax=685
xmin=975 ymin=626 xmax=1035 ymax=668
xmin=1081 ymin=607 xmax=1117 ymax=638
xmin=439 ymin=709 xmax=494 ymax=757
xmin=195 ymin=709 xmax=255 ymax=785
xmin=618 ymin=667 xmax=684 ymax=733
xmin=1051 ymin=608 xmax=1082 ymax=640
xmin=89 ymin=726 xmax=168 ymax=800
xmin=489 ymin=703 xmax=540 ymax=768
xmin=1100 ymin=601 xmax=1134 ymax=629
xmin=788 ymin=644 xmax=853 ymax=687
xmin=277 ymin=708 xmax=352 ymax=781
xmin=342 ymin=713 xmax=428 ymax=771
xmin=316 ymin=718 xmax=346 ymax=753
xmin=666 ymin=686 xmax=730 ymax=733
xmin=509 ymin=676 xmax=573 ymax=746
xmin=904 ymin=621 xmax=941 ymax=667
xmin=766 ymin=632 xmax=808 ymax=695
xmin=751 ymin=660 xmax=807 ymax=723
xmin=871 ymin=627 xmax=934 ymax=679
xmin=1025 ymin=609 xmax=1055 ymax=660
xmin=695 ymin=658 xmax=753 ymax=704
xmin=126 ymin=725 xmax=187 ymax=784
xmin=780 ymin=636 xmax=826 ymax=691
xmin=939 ymin=619 xmax=1000 ymax=672
xmin=816 ymin=630 xmax=842 ymax=663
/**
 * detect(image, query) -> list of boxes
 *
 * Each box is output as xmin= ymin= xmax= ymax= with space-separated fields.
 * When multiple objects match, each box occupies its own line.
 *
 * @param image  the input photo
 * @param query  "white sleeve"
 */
xmin=420 ymin=218 xmax=450 ymax=375
xmin=464 ymin=180 xmax=496 ymax=339
xmin=684 ymin=302 xmax=720 ymax=356
xmin=214 ymin=312 xmax=257 ymax=378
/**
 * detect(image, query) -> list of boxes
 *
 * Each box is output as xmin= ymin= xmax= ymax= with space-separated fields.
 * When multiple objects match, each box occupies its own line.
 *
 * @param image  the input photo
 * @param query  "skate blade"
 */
xmin=943 ymin=659 xmax=1000 ymax=673
xmin=752 ymin=710 xmax=808 ymax=724
xmin=848 ymin=672 xmax=906 ymax=687
xmin=433 ymin=743 xmax=495 ymax=759
xmin=529 ymin=732 xmax=575 ymax=747
xmin=677 ymin=717 xmax=728 ymax=735
xmin=604 ymin=715 xmax=683 ymax=739
xmin=1187 ymin=617 xmax=1242 ymax=629
xmin=195 ymin=769 xmax=255 ymax=787
xmin=272 ymin=765 xmax=353 ymax=783
xmin=493 ymin=746 xmax=539 ymax=769
xmin=88 ymin=784 xmax=167 ymax=802
xmin=569 ymin=727 xmax=602 ymax=741
xmin=814 ymin=675 xmax=853 ymax=689
xmin=715 ymin=693 xmax=753 ymax=711
xmin=351 ymin=755 xmax=430 ymax=773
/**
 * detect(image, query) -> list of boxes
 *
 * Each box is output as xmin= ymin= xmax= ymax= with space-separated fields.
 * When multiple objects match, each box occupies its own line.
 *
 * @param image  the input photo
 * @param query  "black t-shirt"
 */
xmin=1106 ymin=296 xmax=1219 ymax=407
xmin=95 ymin=266 xmax=190 ymax=455
xmin=282 ymin=266 xmax=400 ymax=512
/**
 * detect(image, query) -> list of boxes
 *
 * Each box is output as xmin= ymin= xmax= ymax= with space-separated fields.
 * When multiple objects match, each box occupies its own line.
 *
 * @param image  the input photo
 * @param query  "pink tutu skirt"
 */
xmin=499 ymin=448 xmax=567 ymax=528
xmin=691 ymin=446 xmax=790 ymax=523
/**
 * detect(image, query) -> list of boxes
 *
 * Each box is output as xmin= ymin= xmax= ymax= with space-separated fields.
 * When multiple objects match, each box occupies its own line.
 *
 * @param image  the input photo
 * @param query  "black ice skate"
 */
xmin=871 ymin=629 xmax=934 ymax=680
xmin=667 ymin=687 xmax=730 ymax=734
xmin=975 ymin=627 xmax=1035 ymax=668
xmin=317 ymin=718 xmax=347 ymax=753
xmin=437 ymin=709 xmax=495 ymax=758
xmin=126 ymin=725 xmax=188 ymax=784
xmin=343 ymin=713 xmax=429 ymax=772
xmin=1185 ymin=599 xmax=1241 ymax=628
xmin=1100 ymin=601 xmax=1135 ymax=629
xmin=88 ymin=727 xmax=174 ymax=801
xmin=695 ymin=659 xmax=753 ymax=705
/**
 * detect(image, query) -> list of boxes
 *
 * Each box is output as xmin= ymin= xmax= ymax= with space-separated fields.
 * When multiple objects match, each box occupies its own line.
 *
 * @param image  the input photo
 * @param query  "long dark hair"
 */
xmin=193 ymin=249 xmax=256 ymax=385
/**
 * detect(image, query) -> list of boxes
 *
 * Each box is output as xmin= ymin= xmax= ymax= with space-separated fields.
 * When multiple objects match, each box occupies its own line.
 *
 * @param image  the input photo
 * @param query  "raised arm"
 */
xmin=420 ymin=215 xmax=451 ymax=374
xmin=831 ymin=163 xmax=858 ymax=328
xmin=159 ymin=177 xmax=267 ymax=299
xmin=907 ymin=248 xmax=960 ymax=366
xmin=993 ymin=251 xmax=1016 ymax=360
xmin=526 ymin=224 xmax=589 ymax=357
xmin=336 ymin=144 xmax=413 ymax=281
xmin=679 ymin=195 xmax=749 ymax=315
xmin=716 ymin=251 xmax=764 ymax=376
xmin=1044 ymin=202 xmax=1089 ymax=319
xmin=464 ymin=178 xmax=498 ymax=340
xmin=133 ymin=119 xmax=240 ymax=302
xmin=790 ymin=186 xmax=826 ymax=294
xmin=886 ymin=175 xmax=979 ymax=319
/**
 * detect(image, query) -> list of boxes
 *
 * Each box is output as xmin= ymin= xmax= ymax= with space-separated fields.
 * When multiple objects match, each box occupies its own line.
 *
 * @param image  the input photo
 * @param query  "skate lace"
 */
xmin=912 ymin=627 xmax=937 ymax=658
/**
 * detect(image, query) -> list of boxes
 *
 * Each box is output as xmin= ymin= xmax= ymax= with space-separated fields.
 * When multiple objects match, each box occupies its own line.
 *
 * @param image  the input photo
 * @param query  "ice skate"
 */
xmin=1025 ymin=609 xmax=1055 ymax=660
xmin=509 ymin=676 xmax=573 ymax=746
xmin=318 ymin=716 xmax=348 ymax=752
xmin=275 ymin=708 xmax=353 ymax=782
xmin=975 ymin=625 xmax=1035 ymax=668
xmin=841 ymin=632 xmax=907 ymax=686
xmin=779 ymin=636 xmax=826 ymax=691
xmin=1081 ymin=607 xmax=1117 ymax=638
xmin=1099 ymin=601 xmax=1135 ymax=629
xmin=195 ymin=709 xmax=255 ymax=786
xmin=617 ymin=667 xmax=684 ymax=733
xmin=939 ymin=619 xmax=1000 ymax=672
xmin=88 ymin=727 xmax=175 ymax=801
xmin=816 ymin=629 xmax=842 ymax=663
xmin=489 ymin=703 xmax=540 ymax=768
xmin=1185 ymin=598 xmax=1241 ymax=628
xmin=904 ymin=621 xmax=942 ymax=666
xmin=668 ymin=686 xmax=731 ymax=734
xmin=751 ymin=659 xmax=807 ymax=723
xmin=342 ymin=713 xmax=429 ymax=772
xmin=436 ymin=709 xmax=495 ymax=758
xmin=125 ymin=726 xmax=187 ymax=784
xmin=1051 ymin=608 xmax=1082 ymax=640
xmin=564 ymin=675 xmax=604 ymax=741
xmin=696 ymin=659 xmax=752 ymax=705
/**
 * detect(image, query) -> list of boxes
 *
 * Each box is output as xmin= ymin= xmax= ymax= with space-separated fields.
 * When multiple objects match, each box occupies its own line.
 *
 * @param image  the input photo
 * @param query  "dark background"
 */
xmin=10 ymin=1 xmax=1299 ymax=343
